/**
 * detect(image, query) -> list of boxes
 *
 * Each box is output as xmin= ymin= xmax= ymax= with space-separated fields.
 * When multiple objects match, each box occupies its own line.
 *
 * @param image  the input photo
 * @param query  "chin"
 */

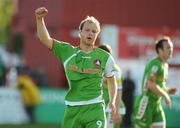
xmin=86 ymin=41 xmax=94 ymax=46
xmin=87 ymin=43 xmax=94 ymax=46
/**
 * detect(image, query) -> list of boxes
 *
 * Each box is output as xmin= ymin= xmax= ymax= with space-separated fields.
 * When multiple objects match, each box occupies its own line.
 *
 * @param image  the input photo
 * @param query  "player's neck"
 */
xmin=158 ymin=56 xmax=167 ymax=62
xmin=79 ymin=43 xmax=95 ymax=52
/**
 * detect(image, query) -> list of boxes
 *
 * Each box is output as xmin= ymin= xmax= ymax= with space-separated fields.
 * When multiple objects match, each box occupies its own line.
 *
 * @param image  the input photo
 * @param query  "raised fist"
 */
xmin=35 ymin=7 xmax=48 ymax=19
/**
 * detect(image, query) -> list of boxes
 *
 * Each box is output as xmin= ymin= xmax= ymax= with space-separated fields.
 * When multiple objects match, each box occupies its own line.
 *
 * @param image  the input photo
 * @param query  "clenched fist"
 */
xmin=167 ymin=87 xmax=177 ymax=95
xmin=35 ymin=7 xmax=48 ymax=19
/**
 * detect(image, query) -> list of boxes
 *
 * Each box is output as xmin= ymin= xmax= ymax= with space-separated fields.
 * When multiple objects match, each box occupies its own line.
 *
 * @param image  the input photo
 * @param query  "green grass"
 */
xmin=0 ymin=124 xmax=177 ymax=128
xmin=0 ymin=124 xmax=60 ymax=128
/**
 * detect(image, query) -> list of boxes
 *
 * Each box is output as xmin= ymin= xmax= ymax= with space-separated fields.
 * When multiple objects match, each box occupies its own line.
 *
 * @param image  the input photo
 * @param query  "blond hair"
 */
xmin=79 ymin=16 xmax=100 ymax=32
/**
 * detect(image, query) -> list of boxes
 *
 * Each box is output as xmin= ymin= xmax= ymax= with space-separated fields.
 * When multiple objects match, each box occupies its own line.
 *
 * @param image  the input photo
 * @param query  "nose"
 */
xmin=88 ymin=31 xmax=93 ymax=35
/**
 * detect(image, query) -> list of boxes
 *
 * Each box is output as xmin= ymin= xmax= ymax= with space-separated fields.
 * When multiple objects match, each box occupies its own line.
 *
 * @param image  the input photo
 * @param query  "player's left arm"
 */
xmin=104 ymin=55 xmax=117 ymax=120
xmin=113 ymin=88 xmax=122 ymax=124
xmin=107 ymin=76 xmax=117 ymax=118
xmin=113 ymin=70 xmax=123 ymax=124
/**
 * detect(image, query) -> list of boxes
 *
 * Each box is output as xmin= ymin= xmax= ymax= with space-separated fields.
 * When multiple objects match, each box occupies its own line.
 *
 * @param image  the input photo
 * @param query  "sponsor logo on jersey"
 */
xmin=69 ymin=65 xmax=102 ymax=74
xmin=149 ymin=73 xmax=167 ymax=82
xmin=136 ymin=96 xmax=148 ymax=119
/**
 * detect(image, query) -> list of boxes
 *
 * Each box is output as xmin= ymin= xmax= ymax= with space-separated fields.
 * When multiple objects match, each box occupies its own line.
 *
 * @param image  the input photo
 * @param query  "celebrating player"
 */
xmin=35 ymin=7 xmax=117 ymax=128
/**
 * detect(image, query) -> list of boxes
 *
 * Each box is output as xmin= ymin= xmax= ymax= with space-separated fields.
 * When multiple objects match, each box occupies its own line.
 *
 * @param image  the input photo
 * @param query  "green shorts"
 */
xmin=133 ymin=95 xmax=165 ymax=128
xmin=62 ymin=103 xmax=106 ymax=128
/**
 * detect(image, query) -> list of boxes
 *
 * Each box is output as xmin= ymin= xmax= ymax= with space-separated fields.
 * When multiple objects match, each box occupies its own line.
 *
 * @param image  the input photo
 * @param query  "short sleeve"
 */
xmin=113 ymin=70 xmax=123 ymax=90
xmin=104 ymin=55 xmax=115 ymax=77
xmin=147 ymin=64 xmax=159 ymax=82
xmin=51 ymin=39 xmax=75 ymax=63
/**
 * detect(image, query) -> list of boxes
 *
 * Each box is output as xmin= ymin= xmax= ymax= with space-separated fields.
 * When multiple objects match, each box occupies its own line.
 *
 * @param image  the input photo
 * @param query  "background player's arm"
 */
xmin=147 ymin=80 xmax=171 ymax=108
xmin=35 ymin=7 xmax=53 ymax=49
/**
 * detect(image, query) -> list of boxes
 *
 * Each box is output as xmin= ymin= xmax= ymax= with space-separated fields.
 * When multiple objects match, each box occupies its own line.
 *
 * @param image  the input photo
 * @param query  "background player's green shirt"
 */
xmin=141 ymin=57 xmax=168 ymax=102
xmin=51 ymin=39 xmax=114 ymax=105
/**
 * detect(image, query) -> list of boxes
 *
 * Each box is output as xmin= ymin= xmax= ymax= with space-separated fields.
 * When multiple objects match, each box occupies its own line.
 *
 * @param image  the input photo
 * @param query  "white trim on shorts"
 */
xmin=152 ymin=121 xmax=165 ymax=127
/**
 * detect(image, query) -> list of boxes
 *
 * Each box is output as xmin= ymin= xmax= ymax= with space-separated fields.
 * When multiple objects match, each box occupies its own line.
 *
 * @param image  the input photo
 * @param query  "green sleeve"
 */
xmin=51 ymin=39 xmax=75 ymax=63
xmin=146 ymin=61 xmax=159 ymax=82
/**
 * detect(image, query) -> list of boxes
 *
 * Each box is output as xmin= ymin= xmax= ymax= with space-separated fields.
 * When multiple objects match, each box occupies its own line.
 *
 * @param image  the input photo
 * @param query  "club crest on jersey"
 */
xmin=94 ymin=59 xmax=101 ymax=68
xmin=151 ymin=65 xmax=158 ymax=73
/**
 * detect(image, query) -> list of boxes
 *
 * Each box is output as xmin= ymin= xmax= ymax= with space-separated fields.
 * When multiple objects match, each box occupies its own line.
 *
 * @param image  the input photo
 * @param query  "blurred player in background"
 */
xmin=35 ymin=7 xmax=117 ymax=128
xmin=133 ymin=36 xmax=177 ymax=128
xmin=122 ymin=69 xmax=135 ymax=128
xmin=99 ymin=44 xmax=126 ymax=128
xmin=17 ymin=70 xmax=41 ymax=123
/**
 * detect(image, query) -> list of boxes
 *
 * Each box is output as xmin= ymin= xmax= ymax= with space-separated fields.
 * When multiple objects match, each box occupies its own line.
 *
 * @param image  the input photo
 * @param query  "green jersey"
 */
xmin=51 ymin=39 xmax=115 ymax=106
xmin=141 ymin=57 xmax=168 ymax=102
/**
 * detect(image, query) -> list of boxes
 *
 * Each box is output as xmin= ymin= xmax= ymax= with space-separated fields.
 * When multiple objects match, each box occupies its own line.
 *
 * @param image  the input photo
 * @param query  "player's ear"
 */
xmin=78 ymin=31 xmax=81 ymax=38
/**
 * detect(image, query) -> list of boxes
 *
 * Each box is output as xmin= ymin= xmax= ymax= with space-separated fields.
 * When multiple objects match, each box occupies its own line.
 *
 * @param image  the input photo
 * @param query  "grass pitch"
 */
xmin=0 ymin=124 xmax=60 ymax=128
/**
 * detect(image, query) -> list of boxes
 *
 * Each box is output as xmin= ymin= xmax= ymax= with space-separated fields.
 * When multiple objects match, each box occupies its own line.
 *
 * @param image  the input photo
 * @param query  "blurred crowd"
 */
xmin=0 ymin=0 xmax=49 ymax=88
xmin=0 ymin=0 xmax=50 ymax=123
xmin=0 ymin=31 xmax=51 ymax=123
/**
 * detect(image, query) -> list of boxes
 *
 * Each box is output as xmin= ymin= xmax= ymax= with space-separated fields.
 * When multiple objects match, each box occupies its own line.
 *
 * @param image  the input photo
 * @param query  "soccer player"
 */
xmin=98 ymin=44 xmax=126 ymax=128
xmin=133 ymin=36 xmax=177 ymax=128
xmin=35 ymin=7 xmax=117 ymax=128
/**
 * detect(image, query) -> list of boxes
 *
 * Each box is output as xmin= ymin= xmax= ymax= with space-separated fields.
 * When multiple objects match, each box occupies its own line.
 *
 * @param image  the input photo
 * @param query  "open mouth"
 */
xmin=87 ymin=37 xmax=92 ymax=40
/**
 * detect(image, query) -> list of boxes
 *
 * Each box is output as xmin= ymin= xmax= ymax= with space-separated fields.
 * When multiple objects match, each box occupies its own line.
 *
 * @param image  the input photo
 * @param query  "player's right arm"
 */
xmin=35 ymin=7 xmax=53 ymax=49
xmin=144 ymin=61 xmax=171 ymax=108
xmin=146 ymin=80 xmax=171 ymax=108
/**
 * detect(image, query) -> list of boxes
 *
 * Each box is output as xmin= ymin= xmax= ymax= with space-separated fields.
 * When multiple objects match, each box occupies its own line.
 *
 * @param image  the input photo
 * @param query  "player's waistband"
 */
xmin=65 ymin=95 xmax=103 ymax=106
